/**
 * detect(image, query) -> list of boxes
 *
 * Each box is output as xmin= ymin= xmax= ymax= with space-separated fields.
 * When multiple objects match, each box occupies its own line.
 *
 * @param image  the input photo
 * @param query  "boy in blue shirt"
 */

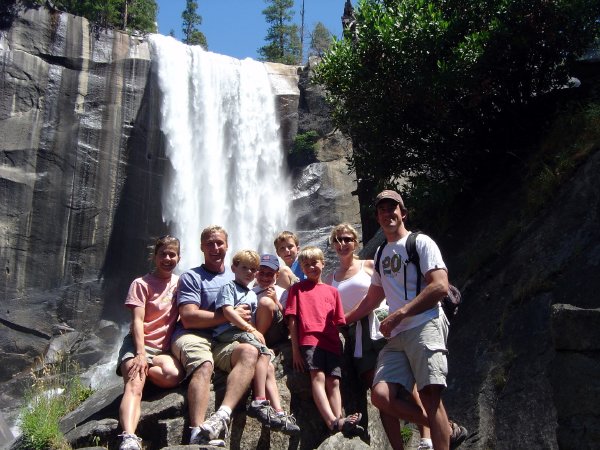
xmin=214 ymin=250 xmax=299 ymax=435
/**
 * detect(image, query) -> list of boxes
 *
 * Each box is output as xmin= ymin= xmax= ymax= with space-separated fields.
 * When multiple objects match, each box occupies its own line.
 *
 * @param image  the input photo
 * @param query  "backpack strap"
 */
xmin=404 ymin=231 xmax=422 ymax=300
xmin=374 ymin=239 xmax=387 ymax=276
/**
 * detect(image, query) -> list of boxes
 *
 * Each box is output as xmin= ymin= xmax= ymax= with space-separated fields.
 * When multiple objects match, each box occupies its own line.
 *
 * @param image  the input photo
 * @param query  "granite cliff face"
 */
xmin=0 ymin=5 xmax=358 ymax=419
xmin=0 ymin=7 xmax=160 ymax=383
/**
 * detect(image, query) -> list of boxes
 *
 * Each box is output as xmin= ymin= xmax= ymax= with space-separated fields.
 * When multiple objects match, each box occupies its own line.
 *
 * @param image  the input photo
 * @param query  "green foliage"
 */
xmin=314 ymin=0 xmax=600 ymax=210
xmin=258 ymin=0 xmax=301 ymax=65
xmin=18 ymin=356 xmax=94 ymax=450
xmin=3 ymin=0 xmax=157 ymax=32
xmin=526 ymin=100 xmax=600 ymax=212
xmin=401 ymin=424 xmax=413 ymax=444
xmin=125 ymin=0 xmax=157 ymax=33
xmin=182 ymin=0 xmax=207 ymax=48
xmin=289 ymin=131 xmax=319 ymax=166
xmin=309 ymin=22 xmax=332 ymax=57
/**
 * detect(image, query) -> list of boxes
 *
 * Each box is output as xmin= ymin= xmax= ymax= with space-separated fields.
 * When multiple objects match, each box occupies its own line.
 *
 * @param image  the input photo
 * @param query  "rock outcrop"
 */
xmin=0 ymin=5 xmax=360 ymax=439
xmin=46 ymin=346 xmax=401 ymax=450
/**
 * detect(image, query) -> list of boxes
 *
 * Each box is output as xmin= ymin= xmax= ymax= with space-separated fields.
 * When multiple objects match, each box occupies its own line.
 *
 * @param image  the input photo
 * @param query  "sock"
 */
xmin=190 ymin=426 xmax=201 ymax=441
xmin=275 ymin=409 xmax=285 ymax=416
xmin=217 ymin=406 xmax=232 ymax=419
xmin=253 ymin=396 xmax=267 ymax=403
xmin=420 ymin=438 xmax=433 ymax=447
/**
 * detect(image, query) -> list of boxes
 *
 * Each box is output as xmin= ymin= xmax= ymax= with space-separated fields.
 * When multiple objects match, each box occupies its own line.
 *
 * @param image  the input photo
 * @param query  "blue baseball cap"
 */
xmin=260 ymin=254 xmax=280 ymax=271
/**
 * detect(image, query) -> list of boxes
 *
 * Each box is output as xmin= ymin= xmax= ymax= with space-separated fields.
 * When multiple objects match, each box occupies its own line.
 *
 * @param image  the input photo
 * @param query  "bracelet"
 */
xmin=246 ymin=325 xmax=256 ymax=333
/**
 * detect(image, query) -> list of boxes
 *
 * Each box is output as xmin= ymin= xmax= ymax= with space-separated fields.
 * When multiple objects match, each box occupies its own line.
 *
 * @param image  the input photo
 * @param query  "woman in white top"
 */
xmin=325 ymin=223 xmax=384 ymax=386
xmin=326 ymin=223 xmax=431 ymax=450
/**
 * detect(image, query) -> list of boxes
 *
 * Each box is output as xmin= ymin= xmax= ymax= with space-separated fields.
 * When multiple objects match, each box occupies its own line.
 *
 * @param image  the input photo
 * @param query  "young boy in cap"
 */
xmin=252 ymin=254 xmax=289 ymax=349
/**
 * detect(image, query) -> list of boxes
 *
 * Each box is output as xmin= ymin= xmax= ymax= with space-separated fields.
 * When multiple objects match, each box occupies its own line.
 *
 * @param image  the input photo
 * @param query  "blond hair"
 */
xmin=201 ymin=225 xmax=228 ymax=244
xmin=232 ymin=249 xmax=260 ymax=268
xmin=329 ymin=223 xmax=360 ymax=259
xmin=274 ymin=230 xmax=299 ymax=248
xmin=298 ymin=246 xmax=324 ymax=265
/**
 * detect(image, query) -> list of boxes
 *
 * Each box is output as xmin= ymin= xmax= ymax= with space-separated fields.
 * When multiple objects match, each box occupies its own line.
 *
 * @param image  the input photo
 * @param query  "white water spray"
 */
xmin=149 ymin=36 xmax=292 ymax=270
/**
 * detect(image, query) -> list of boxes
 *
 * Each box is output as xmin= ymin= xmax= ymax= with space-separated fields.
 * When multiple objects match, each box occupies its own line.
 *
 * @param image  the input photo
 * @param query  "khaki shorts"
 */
xmin=263 ymin=310 xmax=289 ymax=348
xmin=373 ymin=315 xmax=449 ymax=391
xmin=116 ymin=334 xmax=164 ymax=376
xmin=212 ymin=340 xmax=240 ymax=373
xmin=171 ymin=331 xmax=214 ymax=378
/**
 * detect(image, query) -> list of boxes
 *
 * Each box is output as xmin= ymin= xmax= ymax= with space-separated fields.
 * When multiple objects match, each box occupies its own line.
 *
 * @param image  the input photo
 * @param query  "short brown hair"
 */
xmin=274 ymin=230 xmax=299 ymax=248
xmin=149 ymin=235 xmax=180 ymax=260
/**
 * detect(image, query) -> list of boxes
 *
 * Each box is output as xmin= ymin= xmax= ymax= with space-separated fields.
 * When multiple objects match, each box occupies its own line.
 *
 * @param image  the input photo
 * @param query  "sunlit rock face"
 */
xmin=0 ymin=7 xmax=159 ymax=384
xmin=0 ymin=6 xmax=358 ymax=409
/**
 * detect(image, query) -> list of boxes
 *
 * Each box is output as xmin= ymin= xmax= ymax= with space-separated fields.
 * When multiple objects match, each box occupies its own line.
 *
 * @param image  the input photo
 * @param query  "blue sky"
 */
xmin=155 ymin=0 xmax=346 ymax=60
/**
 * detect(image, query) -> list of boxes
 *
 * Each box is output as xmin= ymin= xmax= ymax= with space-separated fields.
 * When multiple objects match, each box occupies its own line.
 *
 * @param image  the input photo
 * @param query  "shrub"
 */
xmin=289 ymin=130 xmax=319 ymax=166
xmin=18 ymin=356 xmax=94 ymax=450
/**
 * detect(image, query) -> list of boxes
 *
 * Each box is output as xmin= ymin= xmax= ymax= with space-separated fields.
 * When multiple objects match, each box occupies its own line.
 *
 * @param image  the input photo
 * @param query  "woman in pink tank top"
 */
xmin=116 ymin=235 xmax=185 ymax=450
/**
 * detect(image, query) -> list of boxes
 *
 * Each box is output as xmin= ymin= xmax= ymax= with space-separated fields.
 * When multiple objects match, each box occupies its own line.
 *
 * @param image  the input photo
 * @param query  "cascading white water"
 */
xmin=149 ymin=35 xmax=292 ymax=270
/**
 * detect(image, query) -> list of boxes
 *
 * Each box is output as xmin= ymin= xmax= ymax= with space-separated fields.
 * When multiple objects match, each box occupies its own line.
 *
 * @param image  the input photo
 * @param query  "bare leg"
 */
xmin=309 ymin=370 xmax=337 ymax=429
xmin=252 ymin=353 xmax=270 ymax=399
xmin=325 ymin=375 xmax=342 ymax=419
xmin=188 ymin=361 xmax=213 ymax=427
xmin=380 ymin=411 xmax=404 ymax=450
xmin=119 ymin=360 xmax=145 ymax=434
xmin=265 ymin=360 xmax=283 ymax=411
xmin=412 ymin=384 xmax=431 ymax=440
xmin=255 ymin=297 xmax=277 ymax=335
xmin=371 ymin=381 xmax=429 ymax=427
xmin=419 ymin=385 xmax=450 ymax=450
xmin=147 ymin=354 xmax=184 ymax=388
xmin=221 ymin=343 xmax=258 ymax=410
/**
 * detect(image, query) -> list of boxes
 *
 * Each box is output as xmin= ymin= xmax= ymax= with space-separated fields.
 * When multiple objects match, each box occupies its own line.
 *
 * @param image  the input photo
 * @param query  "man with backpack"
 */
xmin=345 ymin=190 xmax=467 ymax=450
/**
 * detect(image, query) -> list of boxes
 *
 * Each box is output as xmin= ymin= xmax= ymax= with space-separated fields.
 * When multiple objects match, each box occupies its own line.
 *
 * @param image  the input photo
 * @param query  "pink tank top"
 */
xmin=331 ymin=261 xmax=372 ymax=313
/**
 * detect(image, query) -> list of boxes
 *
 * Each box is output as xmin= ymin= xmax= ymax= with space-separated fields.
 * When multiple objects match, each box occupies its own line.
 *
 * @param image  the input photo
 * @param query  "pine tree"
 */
xmin=182 ymin=0 xmax=207 ymax=48
xmin=309 ymin=22 xmax=332 ymax=57
xmin=258 ymin=0 xmax=301 ymax=65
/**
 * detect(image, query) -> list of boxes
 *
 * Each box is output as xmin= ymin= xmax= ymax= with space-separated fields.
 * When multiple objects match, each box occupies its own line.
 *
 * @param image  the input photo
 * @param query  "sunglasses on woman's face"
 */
xmin=335 ymin=236 xmax=355 ymax=244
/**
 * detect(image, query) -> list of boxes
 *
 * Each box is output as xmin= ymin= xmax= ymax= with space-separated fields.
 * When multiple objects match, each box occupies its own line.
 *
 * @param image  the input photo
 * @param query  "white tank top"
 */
xmin=331 ymin=261 xmax=372 ymax=313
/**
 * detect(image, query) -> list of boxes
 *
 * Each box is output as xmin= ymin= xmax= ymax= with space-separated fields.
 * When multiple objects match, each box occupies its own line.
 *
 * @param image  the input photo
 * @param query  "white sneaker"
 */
xmin=118 ymin=433 xmax=142 ymax=450
xmin=200 ymin=411 xmax=231 ymax=441
xmin=189 ymin=426 xmax=207 ymax=445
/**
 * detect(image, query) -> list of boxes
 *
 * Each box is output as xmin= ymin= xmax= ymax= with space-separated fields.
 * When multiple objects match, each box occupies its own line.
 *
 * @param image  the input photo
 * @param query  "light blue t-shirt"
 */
xmin=213 ymin=280 xmax=258 ymax=337
xmin=172 ymin=265 xmax=233 ymax=340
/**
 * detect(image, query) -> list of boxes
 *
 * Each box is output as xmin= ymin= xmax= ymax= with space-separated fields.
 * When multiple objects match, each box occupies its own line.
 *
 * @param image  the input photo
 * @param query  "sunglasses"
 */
xmin=335 ymin=236 xmax=355 ymax=244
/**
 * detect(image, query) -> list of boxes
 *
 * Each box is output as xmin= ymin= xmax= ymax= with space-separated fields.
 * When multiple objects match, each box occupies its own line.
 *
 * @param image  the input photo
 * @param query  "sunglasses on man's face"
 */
xmin=335 ymin=236 xmax=355 ymax=244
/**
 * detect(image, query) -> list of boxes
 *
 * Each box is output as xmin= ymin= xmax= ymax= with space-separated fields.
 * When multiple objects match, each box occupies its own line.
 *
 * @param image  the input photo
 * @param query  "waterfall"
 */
xmin=149 ymin=35 xmax=292 ymax=271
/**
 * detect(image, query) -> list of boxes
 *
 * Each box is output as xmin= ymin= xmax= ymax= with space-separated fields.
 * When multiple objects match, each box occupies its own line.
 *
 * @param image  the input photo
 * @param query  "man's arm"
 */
xmin=379 ymin=268 xmax=448 ymax=337
xmin=345 ymin=283 xmax=386 ymax=324
xmin=179 ymin=303 xmax=251 ymax=329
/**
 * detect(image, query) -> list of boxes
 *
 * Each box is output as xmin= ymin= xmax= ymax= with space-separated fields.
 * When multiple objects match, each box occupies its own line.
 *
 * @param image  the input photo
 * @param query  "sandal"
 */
xmin=338 ymin=413 xmax=364 ymax=437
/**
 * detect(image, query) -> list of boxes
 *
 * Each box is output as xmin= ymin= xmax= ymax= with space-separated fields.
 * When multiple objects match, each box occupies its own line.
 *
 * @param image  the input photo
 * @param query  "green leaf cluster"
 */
xmin=182 ymin=0 xmax=207 ymax=48
xmin=314 ymin=0 xmax=599 ymax=197
xmin=6 ymin=0 xmax=158 ymax=33
xmin=290 ymin=130 xmax=319 ymax=166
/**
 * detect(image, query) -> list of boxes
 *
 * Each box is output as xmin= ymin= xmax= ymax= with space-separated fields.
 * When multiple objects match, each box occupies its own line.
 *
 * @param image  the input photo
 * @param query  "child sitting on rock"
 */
xmin=285 ymin=246 xmax=364 ymax=437
xmin=213 ymin=250 xmax=300 ymax=436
